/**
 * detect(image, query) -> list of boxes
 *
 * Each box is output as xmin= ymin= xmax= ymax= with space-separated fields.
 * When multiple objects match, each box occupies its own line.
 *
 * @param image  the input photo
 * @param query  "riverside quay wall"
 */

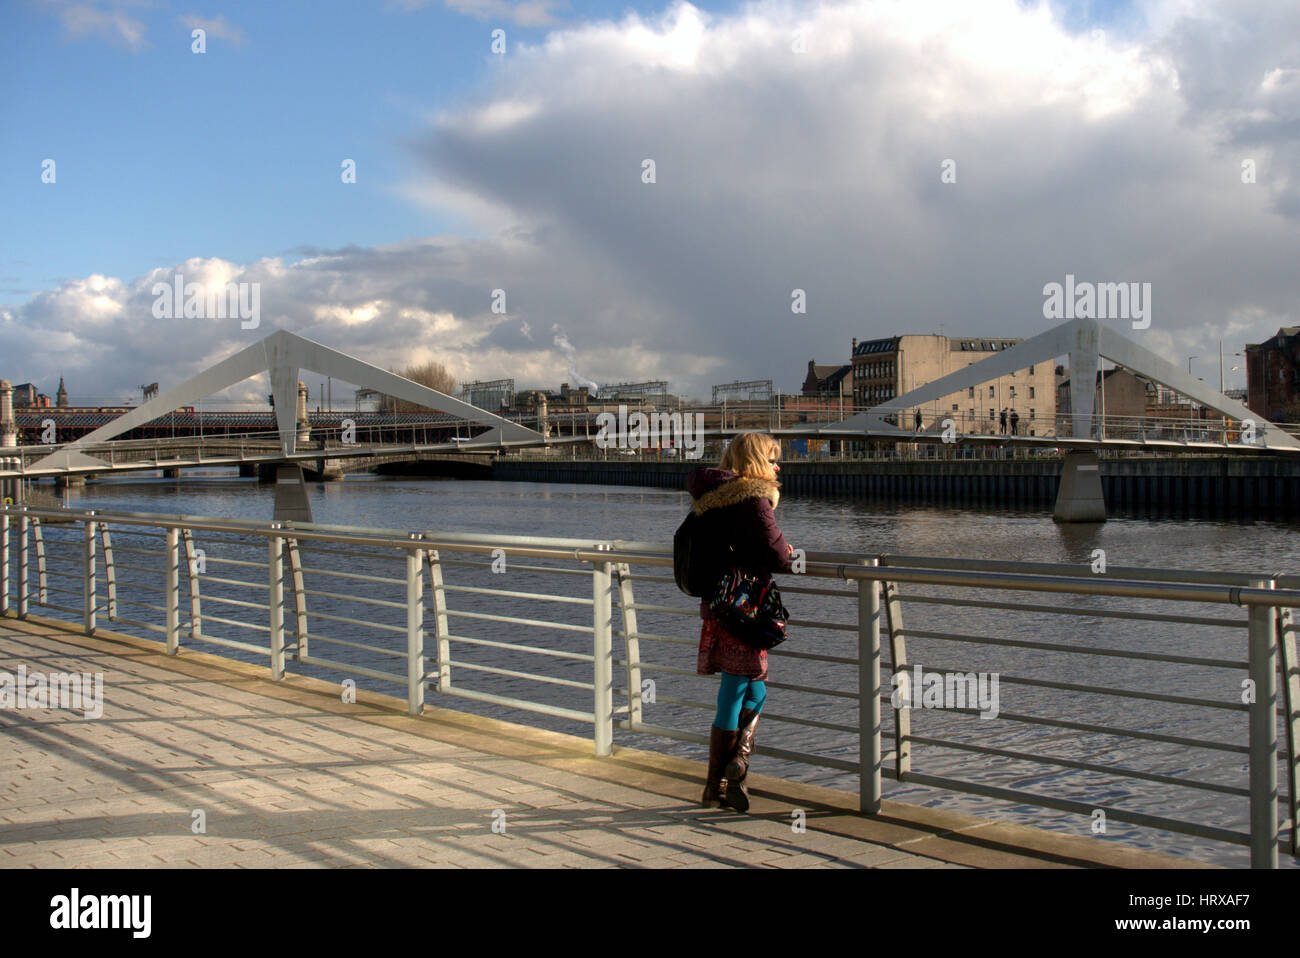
xmin=490 ymin=456 xmax=1300 ymax=519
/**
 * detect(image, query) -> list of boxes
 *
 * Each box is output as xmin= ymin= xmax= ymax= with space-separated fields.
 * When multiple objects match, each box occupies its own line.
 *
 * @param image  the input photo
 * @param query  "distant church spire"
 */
xmin=56 ymin=376 xmax=67 ymax=407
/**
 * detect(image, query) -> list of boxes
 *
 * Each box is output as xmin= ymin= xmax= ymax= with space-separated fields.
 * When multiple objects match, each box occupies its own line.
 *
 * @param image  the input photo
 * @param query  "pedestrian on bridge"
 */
xmin=1009 ymin=409 xmax=1020 ymax=436
xmin=1000 ymin=408 xmax=1008 ymax=434
xmin=687 ymin=432 xmax=793 ymax=812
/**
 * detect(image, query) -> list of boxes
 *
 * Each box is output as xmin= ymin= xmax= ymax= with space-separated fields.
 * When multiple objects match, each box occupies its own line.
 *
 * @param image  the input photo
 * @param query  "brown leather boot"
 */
xmin=724 ymin=708 xmax=760 ymax=812
xmin=702 ymin=725 xmax=739 ymax=808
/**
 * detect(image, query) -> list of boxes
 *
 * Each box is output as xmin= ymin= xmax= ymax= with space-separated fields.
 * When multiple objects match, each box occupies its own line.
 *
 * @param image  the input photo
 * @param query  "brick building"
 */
xmin=1246 ymin=327 xmax=1300 ymax=423
xmin=800 ymin=361 xmax=851 ymax=399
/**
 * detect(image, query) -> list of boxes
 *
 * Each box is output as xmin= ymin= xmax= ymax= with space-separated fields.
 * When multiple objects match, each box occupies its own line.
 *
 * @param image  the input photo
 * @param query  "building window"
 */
xmin=1029 ymin=409 xmax=1035 ymax=419
xmin=951 ymin=404 xmax=959 ymax=412
xmin=1029 ymin=386 xmax=1035 ymax=399
xmin=988 ymin=408 xmax=994 ymax=420
xmin=1009 ymin=386 xmax=1015 ymax=399
xmin=968 ymin=386 xmax=975 ymax=397
xmin=988 ymin=386 xmax=995 ymax=398
xmin=1028 ymin=365 xmax=1035 ymax=375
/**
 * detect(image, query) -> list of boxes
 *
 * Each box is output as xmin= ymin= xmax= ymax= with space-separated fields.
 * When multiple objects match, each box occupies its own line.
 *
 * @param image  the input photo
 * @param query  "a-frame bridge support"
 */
xmin=28 ymin=330 xmax=544 ymax=522
xmin=824 ymin=317 xmax=1300 ymax=523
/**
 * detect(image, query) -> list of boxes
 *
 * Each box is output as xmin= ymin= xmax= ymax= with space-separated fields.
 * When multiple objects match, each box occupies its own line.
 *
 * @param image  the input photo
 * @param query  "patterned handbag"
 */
xmin=707 ymin=569 xmax=790 ymax=651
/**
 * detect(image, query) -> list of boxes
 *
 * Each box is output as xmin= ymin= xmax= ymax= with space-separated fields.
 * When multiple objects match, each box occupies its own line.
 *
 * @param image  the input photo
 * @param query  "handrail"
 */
xmin=2 ymin=502 xmax=1296 ymax=868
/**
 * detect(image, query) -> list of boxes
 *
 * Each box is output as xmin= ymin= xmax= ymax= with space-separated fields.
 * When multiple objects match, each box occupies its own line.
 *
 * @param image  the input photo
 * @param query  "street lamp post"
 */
xmin=1218 ymin=342 xmax=1246 ymax=444
xmin=1219 ymin=342 xmax=1246 ymax=393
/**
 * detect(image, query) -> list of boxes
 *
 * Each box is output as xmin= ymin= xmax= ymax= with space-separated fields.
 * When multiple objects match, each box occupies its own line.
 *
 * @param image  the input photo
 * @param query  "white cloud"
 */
xmin=392 ymin=0 xmax=566 ymax=28
xmin=42 ymin=0 xmax=150 ymax=51
xmin=179 ymin=13 xmax=247 ymax=46
xmin=8 ymin=0 xmax=1299 ymax=403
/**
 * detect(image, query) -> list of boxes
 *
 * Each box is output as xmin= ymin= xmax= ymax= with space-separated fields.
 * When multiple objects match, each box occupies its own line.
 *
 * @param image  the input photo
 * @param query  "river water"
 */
xmin=41 ymin=472 xmax=1300 ymax=867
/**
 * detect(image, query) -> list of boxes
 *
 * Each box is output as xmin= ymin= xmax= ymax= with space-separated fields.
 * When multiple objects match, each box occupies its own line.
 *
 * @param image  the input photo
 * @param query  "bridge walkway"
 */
xmin=0 ymin=615 xmax=1206 ymax=869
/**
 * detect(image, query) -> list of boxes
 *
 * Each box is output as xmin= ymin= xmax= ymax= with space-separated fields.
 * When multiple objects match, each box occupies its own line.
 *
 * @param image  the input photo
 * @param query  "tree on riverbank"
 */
xmin=381 ymin=361 xmax=458 ymax=414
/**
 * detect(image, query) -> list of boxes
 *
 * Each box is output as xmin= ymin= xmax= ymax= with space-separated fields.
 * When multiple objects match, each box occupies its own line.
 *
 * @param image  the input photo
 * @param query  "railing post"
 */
xmin=858 ymin=559 xmax=882 ymax=814
xmin=1 ymin=512 xmax=8 ymax=617
xmin=406 ymin=543 xmax=424 ymax=715
xmin=1277 ymin=606 xmax=1300 ymax=858
xmin=614 ymin=562 xmax=642 ymax=728
xmin=592 ymin=552 xmax=614 ymax=757
xmin=83 ymin=517 xmax=97 ymax=635
xmin=883 ymin=572 xmax=911 ymax=779
xmin=181 ymin=528 xmax=202 ymax=640
xmin=165 ymin=527 xmax=179 ymax=654
xmin=32 ymin=518 xmax=46 ymax=604
xmin=18 ymin=512 xmax=29 ymax=618
xmin=1248 ymin=579 xmax=1278 ymax=868
xmin=426 ymin=549 xmax=451 ymax=692
xmin=100 ymin=524 xmax=116 ymax=621
xmin=286 ymin=537 xmax=307 ymax=660
xmin=269 ymin=529 xmax=285 ymax=681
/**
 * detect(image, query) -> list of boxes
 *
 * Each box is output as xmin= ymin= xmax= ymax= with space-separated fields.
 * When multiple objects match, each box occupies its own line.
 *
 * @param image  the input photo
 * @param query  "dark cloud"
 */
xmin=4 ymin=0 xmax=1297 ymax=404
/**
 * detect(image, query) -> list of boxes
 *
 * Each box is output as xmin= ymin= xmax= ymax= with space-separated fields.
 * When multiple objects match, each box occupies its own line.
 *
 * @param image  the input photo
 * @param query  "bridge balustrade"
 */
xmin=2 ymin=503 xmax=1298 ymax=868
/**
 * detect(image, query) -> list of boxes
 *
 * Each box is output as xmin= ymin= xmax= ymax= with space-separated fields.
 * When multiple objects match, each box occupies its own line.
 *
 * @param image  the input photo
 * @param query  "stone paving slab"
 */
xmin=0 ymin=614 xmax=1211 ymax=869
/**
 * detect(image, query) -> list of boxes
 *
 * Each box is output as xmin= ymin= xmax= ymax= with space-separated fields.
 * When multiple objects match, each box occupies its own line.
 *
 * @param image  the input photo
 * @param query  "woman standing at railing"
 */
xmin=687 ymin=432 xmax=793 ymax=812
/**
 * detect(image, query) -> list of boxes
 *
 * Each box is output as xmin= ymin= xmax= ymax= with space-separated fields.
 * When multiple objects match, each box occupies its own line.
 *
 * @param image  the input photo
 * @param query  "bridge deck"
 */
xmin=0 ymin=616 xmax=1208 ymax=869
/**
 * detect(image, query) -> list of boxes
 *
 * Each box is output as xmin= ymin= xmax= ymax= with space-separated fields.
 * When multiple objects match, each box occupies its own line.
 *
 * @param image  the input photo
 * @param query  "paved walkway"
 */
xmin=0 ymin=615 xmax=1208 ymax=869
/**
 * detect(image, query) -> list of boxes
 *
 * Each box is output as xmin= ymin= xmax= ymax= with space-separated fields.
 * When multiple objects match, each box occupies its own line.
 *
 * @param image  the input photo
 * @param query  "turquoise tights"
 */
xmin=714 ymin=672 xmax=767 ymax=730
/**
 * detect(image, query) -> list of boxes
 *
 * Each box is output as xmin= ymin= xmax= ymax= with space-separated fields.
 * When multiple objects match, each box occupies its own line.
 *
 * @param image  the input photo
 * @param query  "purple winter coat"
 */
xmin=688 ymin=467 xmax=792 ymax=679
xmin=686 ymin=467 xmax=792 ymax=581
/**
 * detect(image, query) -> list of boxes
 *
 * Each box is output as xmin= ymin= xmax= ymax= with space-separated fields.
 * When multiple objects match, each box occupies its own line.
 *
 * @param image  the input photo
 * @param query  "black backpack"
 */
xmin=674 ymin=510 xmax=731 ymax=597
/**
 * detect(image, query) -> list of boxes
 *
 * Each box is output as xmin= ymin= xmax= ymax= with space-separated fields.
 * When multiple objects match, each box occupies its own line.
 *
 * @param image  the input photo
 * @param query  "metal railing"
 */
xmin=8 ymin=404 xmax=1294 ymax=471
xmin=2 ymin=503 xmax=1298 ymax=867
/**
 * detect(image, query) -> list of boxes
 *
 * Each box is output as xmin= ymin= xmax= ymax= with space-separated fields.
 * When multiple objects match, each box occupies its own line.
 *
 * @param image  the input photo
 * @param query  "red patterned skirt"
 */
xmin=697 ymin=602 xmax=768 ymax=680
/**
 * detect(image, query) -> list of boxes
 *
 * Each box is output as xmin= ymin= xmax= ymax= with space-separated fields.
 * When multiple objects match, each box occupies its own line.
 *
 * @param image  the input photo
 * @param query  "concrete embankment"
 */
xmin=491 ymin=456 xmax=1300 ymax=518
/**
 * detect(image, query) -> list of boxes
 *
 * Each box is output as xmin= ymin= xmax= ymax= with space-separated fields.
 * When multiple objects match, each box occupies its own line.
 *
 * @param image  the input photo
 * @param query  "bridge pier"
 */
xmin=0 ymin=457 xmax=18 ymax=504
xmin=273 ymin=463 xmax=314 ymax=523
xmin=1053 ymin=451 xmax=1106 ymax=523
xmin=239 ymin=463 xmax=258 ymax=478
xmin=0 ymin=380 xmax=17 ymax=450
xmin=162 ymin=468 xmax=181 ymax=479
xmin=54 ymin=475 xmax=86 ymax=491
xmin=317 ymin=458 xmax=345 ymax=481
xmin=296 ymin=381 xmax=311 ymax=444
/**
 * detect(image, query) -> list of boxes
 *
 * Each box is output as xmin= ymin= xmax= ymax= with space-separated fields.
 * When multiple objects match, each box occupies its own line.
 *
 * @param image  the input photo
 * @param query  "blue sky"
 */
xmin=3 ymin=0 xmax=745 ymax=297
xmin=2 ymin=0 xmax=1137 ymax=302
xmin=2 ymin=0 xmax=1295 ymax=404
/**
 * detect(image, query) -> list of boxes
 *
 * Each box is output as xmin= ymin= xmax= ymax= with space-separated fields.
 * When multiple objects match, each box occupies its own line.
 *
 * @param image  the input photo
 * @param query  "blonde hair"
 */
xmin=721 ymin=432 xmax=780 ymax=481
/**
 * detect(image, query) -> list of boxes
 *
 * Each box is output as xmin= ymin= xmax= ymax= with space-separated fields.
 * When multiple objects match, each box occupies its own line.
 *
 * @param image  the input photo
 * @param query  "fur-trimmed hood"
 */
xmin=687 ymin=467 xmax=780 ymax=514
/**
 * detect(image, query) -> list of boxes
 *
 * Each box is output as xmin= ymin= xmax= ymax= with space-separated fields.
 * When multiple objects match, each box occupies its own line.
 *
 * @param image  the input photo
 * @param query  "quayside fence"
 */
xmin=2 ymin=504 xmax=1297 ymax=868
